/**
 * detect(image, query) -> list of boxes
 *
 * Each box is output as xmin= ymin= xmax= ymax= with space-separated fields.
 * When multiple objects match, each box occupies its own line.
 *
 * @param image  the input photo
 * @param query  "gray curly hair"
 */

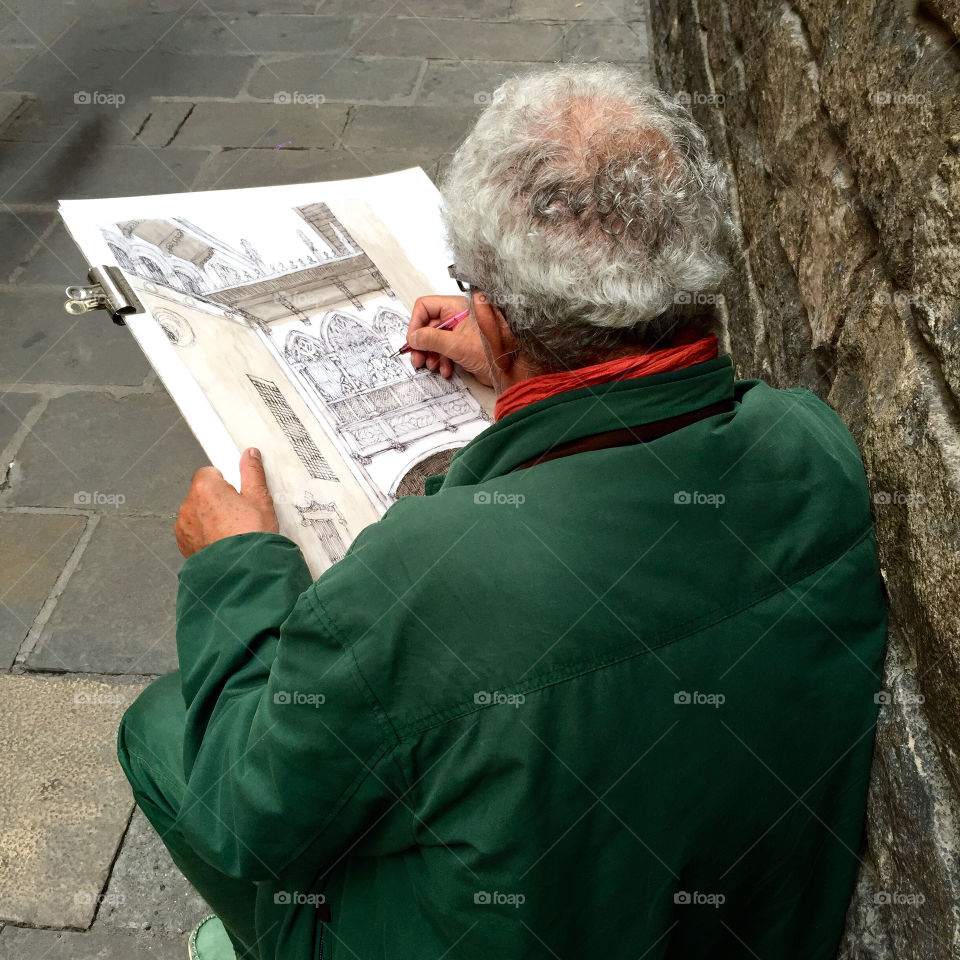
xmin=441 ymin=64 xmax=734 ymax=372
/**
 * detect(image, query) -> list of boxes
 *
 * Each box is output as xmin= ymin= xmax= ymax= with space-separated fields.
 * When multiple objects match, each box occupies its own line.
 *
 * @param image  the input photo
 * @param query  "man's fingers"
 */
xmin=239 ymin=447 xmax=271 ymax=499
xmin=407 ymin=325 xmax=461 ymax=361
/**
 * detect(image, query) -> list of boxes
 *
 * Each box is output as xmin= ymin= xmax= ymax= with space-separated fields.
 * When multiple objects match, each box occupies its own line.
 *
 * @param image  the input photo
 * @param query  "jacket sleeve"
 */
xmin=171 ymin=532 xmax=406 ymax=882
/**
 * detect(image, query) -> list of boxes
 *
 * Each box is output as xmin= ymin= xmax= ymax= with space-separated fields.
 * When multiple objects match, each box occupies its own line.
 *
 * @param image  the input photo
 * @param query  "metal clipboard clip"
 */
xmin=64 ymin=265 xmax=144 ymax=326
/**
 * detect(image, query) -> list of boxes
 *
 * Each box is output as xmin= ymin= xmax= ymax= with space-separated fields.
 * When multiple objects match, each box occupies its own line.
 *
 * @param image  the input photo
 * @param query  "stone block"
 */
xmin=352 ymin=17 xmax=564 ymax=62
xmin=416 ymin=60 xmax=546 ymax=106
xmin=6 ymin=390 xmax=204 ymax=515
xmin=513 ymin=0 xmax=630 ymax=19
xmin=170 ymin=101 xmax=349 ymax=149
xmin=247 ymin=56 xmax=423 ymax=104
xmin=0 ymin=510 xmax=85 ymax=667
xmin=0 ymin=142 xmax=208 ymax=202
xmin=323 ymin=0 xmax=511 ymax=16
xmin=342 ymin=106 xmax=477 ymax=153
xmin=0 ymin=391 xmax=40 ymax=455
xmin=27 ymin=515 xmax=184 ymax=676
xmin=0 ymin=926 xmax=182 ymax=959
xmin=562 ymin=21 xmax=651 ymax=64
xmin=0 ymin=674 xmax=144 ymax=928
xmin=96 ymin=809 xmax=209 ymax=941
xmin=192 ymin=146 xmax=440 ymax=190
xmin=162 ymin=13 xmax=353 ymax=53
xmin=0 ymin=210 xmax=55 ymax=283
xmin=0 ymin=288 xmax=150 ymax=386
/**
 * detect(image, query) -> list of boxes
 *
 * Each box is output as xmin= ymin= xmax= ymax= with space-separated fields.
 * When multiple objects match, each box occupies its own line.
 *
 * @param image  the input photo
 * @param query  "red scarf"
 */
xmin=494 ymin=335 xmax=720 ymax=421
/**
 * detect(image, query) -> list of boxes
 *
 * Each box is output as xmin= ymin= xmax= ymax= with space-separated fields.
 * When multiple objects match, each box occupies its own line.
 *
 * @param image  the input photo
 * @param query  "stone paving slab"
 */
xmin=512 ymin=0 xmax=631 ymax=19
xmin=0 ymin=46 xmax=38 ymax=84
xmin=0 ymin=391 xmax=39 ymax=455
xmin=0 ymin=3 xmax=79 ymax=48
xmin=8 ymin=41 xmax=258 ymax=102
xmin=562 ymin=20 xmax=651 ymax=64
xmin=342 ymin=105 xmax=479 ymax=153
xmin=0 ymin=674 xmax=144 ymax=928
xmin=0 ymin=511 xmax=85 ymax=668
xmin=0 ymin=926 xmax=183 ymax=959
xmin=170 ymin=101 xmax=350 ymax=149
xmin=247 ymin=55 xmax=424 ymax=104
xmin=352 ymin=17 xmax=564 ymax=62
xmin=12 ymin=221 xmax=87 ymax=285
xmin=132 ymin=101 xmax=194 ymax=149
xmin=0 ymin=209 xmax=55 ymax=283
xmin=0 ymin=289 xmax=151 ymax=386
xmin=323 ymin=0 xmax=512 ymax=15
xmin=416 ymin=59 xmax=548 ymax=105
xmin=191 ymin=146 xmax=445 ymax=190
xmin=163 ymin=13 xmax=354 ymax=54
xmin=6 ymin=390 xmax=205 ymax=516
xmin=0 ymin=95 xmax=154 ymax=145
xmin=97 ymin=809 xmax=209 ymax=942
xmin=28 ymin=515 xmax=183 ymax=676
xmin=0 ymin=142 xmax=207 ymax=202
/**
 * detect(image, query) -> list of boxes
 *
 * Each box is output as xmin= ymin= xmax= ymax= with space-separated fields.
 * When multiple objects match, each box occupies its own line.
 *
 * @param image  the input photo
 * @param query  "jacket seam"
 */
xmin=309 ymin=589 xmax=404 ymax=750
xmin=392 ymin=523 xmax=876 ymax=739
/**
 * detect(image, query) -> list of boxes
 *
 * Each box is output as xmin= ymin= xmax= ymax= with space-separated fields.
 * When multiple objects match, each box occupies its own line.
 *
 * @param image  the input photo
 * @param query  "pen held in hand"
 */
xmin=396 ymin=308 xmax=470 ymax=356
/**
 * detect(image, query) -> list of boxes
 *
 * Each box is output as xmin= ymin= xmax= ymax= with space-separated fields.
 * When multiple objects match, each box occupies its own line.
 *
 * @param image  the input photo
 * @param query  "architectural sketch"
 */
xmin=246 ymin=375 xmax=338 ymax=483
xmin=84 ymin=179 xmax=493 ymax=570
xmin=100 ymin=203 xmax=394 ymax=325
xmin=279 ymin=306 xmax=484 ymax=478
xmin=296 ymin=495 xmax=349 ymax=565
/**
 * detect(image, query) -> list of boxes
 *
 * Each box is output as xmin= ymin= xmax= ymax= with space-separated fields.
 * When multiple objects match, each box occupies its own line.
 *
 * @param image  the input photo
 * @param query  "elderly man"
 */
xmin=118 ymin=65 xmax=887 ymax=960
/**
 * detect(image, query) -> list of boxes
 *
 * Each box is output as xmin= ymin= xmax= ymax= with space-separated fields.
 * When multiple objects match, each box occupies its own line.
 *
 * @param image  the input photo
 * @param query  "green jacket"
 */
xmin=173 ymin=355 xmax=887 ymax=960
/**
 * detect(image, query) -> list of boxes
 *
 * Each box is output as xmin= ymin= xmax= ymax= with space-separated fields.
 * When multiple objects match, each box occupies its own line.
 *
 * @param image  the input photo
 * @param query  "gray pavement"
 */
xmin=0 ymin=0 xmax=651 ymax=954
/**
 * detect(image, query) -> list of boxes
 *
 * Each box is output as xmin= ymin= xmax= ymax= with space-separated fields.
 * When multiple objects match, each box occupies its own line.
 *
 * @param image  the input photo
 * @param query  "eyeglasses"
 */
xmin=448 ymin=263 xmax=476 ymax=293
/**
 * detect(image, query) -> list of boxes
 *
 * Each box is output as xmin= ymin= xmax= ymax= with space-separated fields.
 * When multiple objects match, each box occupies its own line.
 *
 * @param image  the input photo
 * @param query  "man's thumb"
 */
xmin=239 ymin=447 xmax=270 ymax=498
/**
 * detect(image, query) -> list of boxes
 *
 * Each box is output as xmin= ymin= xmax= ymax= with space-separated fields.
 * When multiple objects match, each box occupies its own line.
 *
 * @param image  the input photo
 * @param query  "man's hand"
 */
xmin=406 ymin=295 xmax=493 ymax=387
xmin=175 ymin=448 xmax=280 ymax=559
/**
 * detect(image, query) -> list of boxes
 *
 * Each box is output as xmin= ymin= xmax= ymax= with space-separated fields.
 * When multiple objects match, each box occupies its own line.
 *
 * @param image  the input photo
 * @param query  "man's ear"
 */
xmin=472 ymin=292 xmax=518 ymax=374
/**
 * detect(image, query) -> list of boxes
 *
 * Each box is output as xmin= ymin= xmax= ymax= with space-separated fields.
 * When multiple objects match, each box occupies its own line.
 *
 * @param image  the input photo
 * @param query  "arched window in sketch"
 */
xmin=283 ymin=310 xmax=486 ymax=470
xmin=173 ymin=269 xmax=203 ymax=295
xmin=135 ymin=256 xmax=166 ymax=283
xmin=373 ymin=306 xmax=409 ymax=340
xmin=394 ymin=447 xmax=458 ymax=497
xmin=108 ymin=243 xmax=133 ymax=272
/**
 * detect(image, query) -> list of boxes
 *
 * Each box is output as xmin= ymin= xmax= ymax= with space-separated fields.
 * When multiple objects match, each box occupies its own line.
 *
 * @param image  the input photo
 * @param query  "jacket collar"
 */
xmin=429 ymin=354 xmax=736 ymax=491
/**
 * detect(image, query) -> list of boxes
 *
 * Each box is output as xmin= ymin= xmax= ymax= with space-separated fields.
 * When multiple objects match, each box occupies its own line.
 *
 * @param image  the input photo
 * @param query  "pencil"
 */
xmin=396 ymin=308 xmax=470 ymax=356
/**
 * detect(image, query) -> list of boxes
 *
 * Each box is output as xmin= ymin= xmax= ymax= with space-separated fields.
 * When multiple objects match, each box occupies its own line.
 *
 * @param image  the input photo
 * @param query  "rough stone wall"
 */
xmin=648 ymin=0 xmax=960 ymax=955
